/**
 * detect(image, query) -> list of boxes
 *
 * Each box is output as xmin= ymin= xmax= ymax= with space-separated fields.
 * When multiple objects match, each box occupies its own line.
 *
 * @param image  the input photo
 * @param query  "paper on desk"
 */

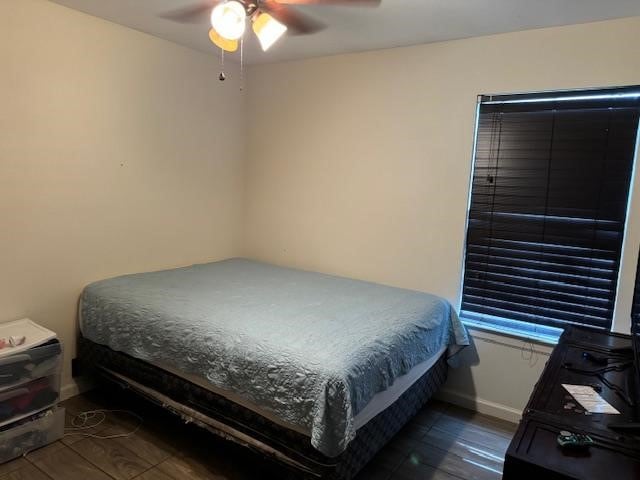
xmin=562 ymin=384 xmax=620 ymax=414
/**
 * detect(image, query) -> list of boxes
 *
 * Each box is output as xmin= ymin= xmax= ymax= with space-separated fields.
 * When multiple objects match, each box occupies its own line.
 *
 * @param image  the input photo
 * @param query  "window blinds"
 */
xmin=462 ymin=90 xmax=640 ymax=330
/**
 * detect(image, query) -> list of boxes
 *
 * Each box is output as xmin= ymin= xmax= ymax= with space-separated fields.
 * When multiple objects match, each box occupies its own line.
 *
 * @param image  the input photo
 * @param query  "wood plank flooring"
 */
xmin=0 ymin=390 xmax=516 ymax=479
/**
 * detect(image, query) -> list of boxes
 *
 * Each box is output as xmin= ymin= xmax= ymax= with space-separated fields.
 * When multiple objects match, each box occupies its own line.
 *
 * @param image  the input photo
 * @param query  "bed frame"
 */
xmin=75 ymin=336 xmax=448 ymax=479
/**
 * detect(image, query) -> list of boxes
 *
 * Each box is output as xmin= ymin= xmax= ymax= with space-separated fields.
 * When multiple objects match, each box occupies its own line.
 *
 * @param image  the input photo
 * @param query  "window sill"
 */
xmin=460 ymin=313 xmax=562 ymax=346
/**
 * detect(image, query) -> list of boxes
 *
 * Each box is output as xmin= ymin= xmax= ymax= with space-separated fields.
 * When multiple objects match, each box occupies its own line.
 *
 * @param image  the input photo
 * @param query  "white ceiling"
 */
xmin=49 ymin=0 xmax=640 ymax=64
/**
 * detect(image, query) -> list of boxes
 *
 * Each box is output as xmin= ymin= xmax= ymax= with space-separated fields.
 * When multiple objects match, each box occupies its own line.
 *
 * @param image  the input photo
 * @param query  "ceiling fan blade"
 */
xmin=159 ymin=1 xmax=221 ymax=23
xmin=260 ymin=1 xmax=327 ymax=35
xmin=271 ymin=0 xmax=380 ymax=6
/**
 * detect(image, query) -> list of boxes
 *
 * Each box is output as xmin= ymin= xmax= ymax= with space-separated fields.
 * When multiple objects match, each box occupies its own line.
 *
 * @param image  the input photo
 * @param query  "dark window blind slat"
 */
xmin=463 ymin=279 xmax=612 ymax=309
xmin=462 ymin=92 xmax=640 ymax=330
xmin=463 ymin=270 xmax=612 ymax=298
xmin=466 ymin=254 xmax=616 ymax=280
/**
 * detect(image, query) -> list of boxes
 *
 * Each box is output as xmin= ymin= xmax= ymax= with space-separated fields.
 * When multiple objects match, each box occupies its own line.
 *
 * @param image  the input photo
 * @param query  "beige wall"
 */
xmin=0 ymin=0 xmax=246 ymax=394
xmin=244 ymin=17 xmax=640 ymax=419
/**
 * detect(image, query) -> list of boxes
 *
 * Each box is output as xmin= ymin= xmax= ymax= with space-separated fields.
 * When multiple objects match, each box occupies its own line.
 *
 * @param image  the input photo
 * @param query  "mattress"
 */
xmin=151 ymin=344 xmax=448 ymax=435
xmin=80 ymin=258 xmax=468 ymax=456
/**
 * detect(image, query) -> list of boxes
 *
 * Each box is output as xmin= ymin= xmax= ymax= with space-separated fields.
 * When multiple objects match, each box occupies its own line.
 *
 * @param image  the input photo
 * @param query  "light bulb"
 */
xmin=211 ymin=1 xmax=246 ymax=41
xmin=252 ymin=12 xmax=287 ymax=51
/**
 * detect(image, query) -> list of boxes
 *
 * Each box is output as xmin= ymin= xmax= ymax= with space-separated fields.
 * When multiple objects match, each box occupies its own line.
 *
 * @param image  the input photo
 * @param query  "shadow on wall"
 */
xmin=450 ymin=335 xmax=481 ymax=369
xmin=445 ymin=334 xmax=480 ymax=406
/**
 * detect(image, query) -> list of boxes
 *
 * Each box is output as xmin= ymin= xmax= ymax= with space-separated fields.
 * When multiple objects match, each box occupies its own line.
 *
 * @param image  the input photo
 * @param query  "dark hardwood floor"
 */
xmin=0 ymin=390 xmax=516 ymax=479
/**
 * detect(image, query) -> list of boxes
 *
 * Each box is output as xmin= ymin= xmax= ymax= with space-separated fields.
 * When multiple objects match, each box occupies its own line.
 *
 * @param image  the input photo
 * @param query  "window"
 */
xmin=461 ymin=87 xmax=640 ymax=332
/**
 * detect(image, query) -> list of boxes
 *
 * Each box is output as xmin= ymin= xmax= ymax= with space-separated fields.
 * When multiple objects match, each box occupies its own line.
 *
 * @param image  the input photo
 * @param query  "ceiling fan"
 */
xmin=161 ymin=0 xmax=381 ymax=53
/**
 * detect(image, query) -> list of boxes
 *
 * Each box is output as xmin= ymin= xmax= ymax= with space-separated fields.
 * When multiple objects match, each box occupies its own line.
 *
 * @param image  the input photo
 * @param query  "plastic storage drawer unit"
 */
xmin=0 ymin=373 xmax=61 ymax=427
xmin=0 ymin=339 xmax=62 ymax=428
xmin=0 ymin=408 xmax=65 ymax=463
xmin=0 ymin=339 xmax=62 ymax=389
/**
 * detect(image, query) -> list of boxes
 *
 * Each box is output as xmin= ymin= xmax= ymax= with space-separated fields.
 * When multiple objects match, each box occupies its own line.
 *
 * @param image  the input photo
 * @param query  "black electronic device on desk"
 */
xmin=504 ymin=253 xmax=640 ymax=479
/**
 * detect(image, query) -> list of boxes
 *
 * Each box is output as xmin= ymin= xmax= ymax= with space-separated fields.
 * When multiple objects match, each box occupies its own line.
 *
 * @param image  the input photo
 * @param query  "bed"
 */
xmin=75 ymin=258 xmax=468 ymax=478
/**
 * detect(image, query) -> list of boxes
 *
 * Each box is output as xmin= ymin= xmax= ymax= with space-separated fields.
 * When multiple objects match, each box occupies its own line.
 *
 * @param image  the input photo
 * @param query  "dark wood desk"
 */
xmin=503 ymin=326 xmax=640 ymax=479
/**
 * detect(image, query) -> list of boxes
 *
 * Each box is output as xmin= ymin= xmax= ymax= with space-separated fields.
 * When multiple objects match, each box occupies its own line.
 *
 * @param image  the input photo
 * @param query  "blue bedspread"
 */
xmin=80 ymin=258 xmax=468 ymax=456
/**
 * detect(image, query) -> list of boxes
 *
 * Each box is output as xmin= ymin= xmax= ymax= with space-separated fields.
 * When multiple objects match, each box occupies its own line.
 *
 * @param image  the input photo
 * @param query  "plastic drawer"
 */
xmin=0 ymin=374 xmax=60 ymax=428
xmin=0 ymin=407 xmax=64 ymax=464
xmin=0 ymin=340 xmax=62 ymax=392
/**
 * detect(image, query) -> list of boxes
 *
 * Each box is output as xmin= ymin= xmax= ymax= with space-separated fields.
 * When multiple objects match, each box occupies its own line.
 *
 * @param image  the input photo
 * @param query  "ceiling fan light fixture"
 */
xmin=209 ymin=28 xmax=238 ymax=52
xmin=252 ymin=12 xmax=287 ymax=51
xmin=210 ymin=1 xmax=246 ymax=41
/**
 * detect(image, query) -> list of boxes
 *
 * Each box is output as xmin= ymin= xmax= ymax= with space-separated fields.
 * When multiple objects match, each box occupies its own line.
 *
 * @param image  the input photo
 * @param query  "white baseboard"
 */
xmin=435 ymin=387 xmax=522 ymax=424
xmin=60 ymin=378 xmax=94 ymax=401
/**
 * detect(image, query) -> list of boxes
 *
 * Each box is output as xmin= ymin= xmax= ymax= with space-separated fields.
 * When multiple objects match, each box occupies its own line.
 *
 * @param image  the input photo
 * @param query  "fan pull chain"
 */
xmin=219 ymin=49 xmax=226 ymax=82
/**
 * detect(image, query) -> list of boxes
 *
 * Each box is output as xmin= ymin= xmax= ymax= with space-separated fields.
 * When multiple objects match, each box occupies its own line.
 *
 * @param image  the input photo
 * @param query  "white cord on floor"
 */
xmin=64 ymin=409 xmax=143 ymax=439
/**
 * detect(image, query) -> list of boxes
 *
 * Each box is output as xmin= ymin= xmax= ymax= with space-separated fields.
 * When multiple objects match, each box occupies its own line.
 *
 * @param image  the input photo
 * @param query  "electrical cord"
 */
xmin=582 ymin=351 xmax=630 ymax=365
xmin=596 ymin=375 xmax=635 ymax=408
xmin=21 ymin=409 xmax=143 ymax=461
xmin=63 ymin=409 xmax=143 ymax=440
xmin=563 ymin=362 xmax=635 ymax=407
xmin=563 ymin=361 xmax=632 ymax=376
